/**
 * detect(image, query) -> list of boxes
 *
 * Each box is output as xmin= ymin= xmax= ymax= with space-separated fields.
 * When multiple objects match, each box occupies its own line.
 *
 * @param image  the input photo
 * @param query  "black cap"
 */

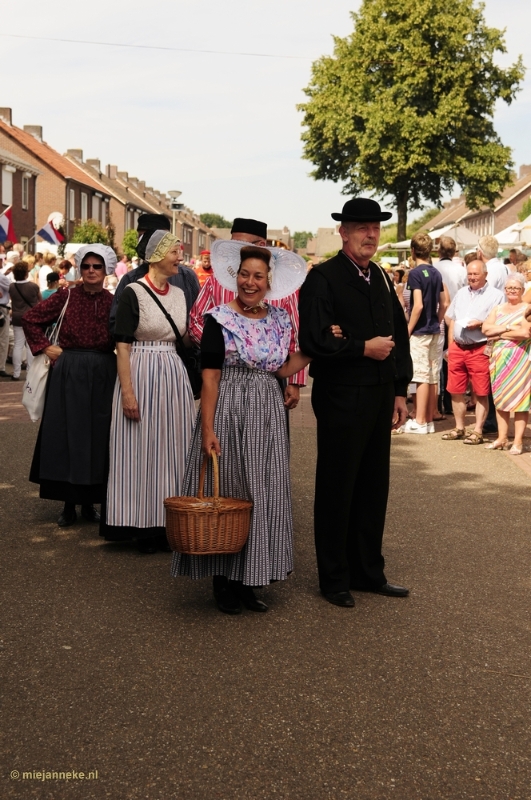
xmin=231 ymin=217 xmax=267 ymax=240
xmin=331 ymin=198 xmax=392 ymax=223
xmin=137 ymin=214 xmax=171 ymax=233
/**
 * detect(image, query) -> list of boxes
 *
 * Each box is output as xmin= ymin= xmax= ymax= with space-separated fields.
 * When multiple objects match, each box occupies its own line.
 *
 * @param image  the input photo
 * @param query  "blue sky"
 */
xmin=2 ymin=0 xmax=529 ymax=233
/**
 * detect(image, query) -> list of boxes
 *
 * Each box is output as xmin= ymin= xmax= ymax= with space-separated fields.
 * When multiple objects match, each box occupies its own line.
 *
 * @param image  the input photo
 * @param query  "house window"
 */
xmin=101 ymin=201 xmax=107 ymax=226
xmin=1 ymin=165 xmax=15 ymax=206
xmin=92 ymin=195 xmax=100 ymax=222
xmin=81 ymin=192 xmax=88 ymax=221
xmin=22 ymin=176 xmax=30 ymax=210
xmin=69 ymin=189 xmax=76 ymax=220
xmin=183 ymin=226 xmax=192 ymax=244
xmin=199 ymin=233 xmax=206 ymax=249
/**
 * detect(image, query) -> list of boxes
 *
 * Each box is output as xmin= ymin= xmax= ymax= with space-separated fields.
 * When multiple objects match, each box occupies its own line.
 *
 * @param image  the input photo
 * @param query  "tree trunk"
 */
xmin=396 ymin=189 xmax=408 ymax=242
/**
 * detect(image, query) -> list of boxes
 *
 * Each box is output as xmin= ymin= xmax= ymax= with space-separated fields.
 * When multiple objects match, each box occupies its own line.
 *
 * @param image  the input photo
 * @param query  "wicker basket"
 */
xmin=164 ymin=451 xmax=252 ymax=555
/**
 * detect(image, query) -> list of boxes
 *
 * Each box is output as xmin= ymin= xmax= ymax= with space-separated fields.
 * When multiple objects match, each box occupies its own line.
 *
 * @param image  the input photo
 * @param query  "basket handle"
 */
xmin=197 ymin=449 xmax=219 ymax=500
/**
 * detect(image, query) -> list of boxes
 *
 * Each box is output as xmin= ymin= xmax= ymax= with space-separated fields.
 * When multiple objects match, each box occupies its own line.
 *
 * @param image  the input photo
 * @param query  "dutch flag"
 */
xmin=0 ymin=206 xmax=17 ymax=244
xmin=37 ymin=220 xmax=65 ymax=245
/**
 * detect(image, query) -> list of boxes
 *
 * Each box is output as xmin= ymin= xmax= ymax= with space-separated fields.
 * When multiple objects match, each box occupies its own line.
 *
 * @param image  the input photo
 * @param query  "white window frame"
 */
xmin=81 ymin=192 xmax=88 ymax=221
xmin=1 ymin=165 xmax=15 ymax=206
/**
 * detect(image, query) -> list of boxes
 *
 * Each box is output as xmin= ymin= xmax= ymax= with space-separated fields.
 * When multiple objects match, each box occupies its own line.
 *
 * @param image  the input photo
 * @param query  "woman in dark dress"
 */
xmin=22 ymin=244 xmax=117 ymax=527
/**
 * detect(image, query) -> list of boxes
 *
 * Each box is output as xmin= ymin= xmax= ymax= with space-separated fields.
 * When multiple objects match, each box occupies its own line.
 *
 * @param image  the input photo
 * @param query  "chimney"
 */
xmin=66 ymin=149 xmax=83 ymax=162
xmin=137 ymin=180 xmax=146 ymax=191
xmin=0 ymin=107 xmax=12 ymax=125
xmin=519 ymin=164 xmax=531 ymax=180
xmin=117 ymin=171 xmax=129 ymax=181
xmin=106 ymin=164 xmax=118 ymax=180
xmin=86 ymin=159 xmax=101 ymax=172
xmin=23 ymin=125 xmax=43 ymax=141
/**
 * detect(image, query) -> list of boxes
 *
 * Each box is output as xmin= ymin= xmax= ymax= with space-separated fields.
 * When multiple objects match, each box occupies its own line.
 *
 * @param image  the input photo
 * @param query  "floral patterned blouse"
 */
xmin=201 ymin=304 xmax=294 ymax=372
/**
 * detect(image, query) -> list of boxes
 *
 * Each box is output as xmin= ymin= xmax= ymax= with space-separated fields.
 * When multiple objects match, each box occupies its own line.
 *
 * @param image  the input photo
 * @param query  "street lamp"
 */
xmin=168 ymin=190 xmax=183 ymax=236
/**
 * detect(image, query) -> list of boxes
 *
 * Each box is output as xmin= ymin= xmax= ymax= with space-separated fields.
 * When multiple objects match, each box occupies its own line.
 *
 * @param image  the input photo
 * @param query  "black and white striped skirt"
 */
xmin=171 ymin=364 xmax=294 ymax=586
xmin=105 ymin=341 xmax=195 ymax=531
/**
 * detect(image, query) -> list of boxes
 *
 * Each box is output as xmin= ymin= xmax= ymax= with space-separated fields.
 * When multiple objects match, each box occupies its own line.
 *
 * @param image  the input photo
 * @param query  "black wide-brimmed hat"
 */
xmin=331 ymin=198 xmax=392 ymax=223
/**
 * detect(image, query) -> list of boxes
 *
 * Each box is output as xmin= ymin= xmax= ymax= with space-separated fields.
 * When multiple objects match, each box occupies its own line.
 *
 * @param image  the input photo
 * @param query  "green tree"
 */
xmin=518 ymin=198 xmax=531 ymax=222
xmin=71 ymin=220 xmax=109 ymax=244
xmin=122 ymin=229 xmax=139 ymax=259
xmin=293 ymin=231 xmax=315 ymax=249
xmin=200 ymin=213 xmax=232 ymax=229
xmin=299 ymin=0 xmax=524 ymax=240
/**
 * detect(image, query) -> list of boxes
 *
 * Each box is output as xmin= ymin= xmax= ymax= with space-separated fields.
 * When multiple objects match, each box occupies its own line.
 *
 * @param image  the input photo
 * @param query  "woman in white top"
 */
xmin=101 ymin=231 xmax=196 ymax=553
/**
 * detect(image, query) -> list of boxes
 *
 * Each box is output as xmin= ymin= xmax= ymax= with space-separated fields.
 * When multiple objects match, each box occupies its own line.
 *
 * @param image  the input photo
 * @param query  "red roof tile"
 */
xmin=0 ymin=119 xmax=109 ymax=194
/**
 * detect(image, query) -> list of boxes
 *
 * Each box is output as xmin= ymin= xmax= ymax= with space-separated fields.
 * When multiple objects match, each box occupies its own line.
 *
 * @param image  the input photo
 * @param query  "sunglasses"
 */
xmin=80 ymin=262 xmax=104 ymax=271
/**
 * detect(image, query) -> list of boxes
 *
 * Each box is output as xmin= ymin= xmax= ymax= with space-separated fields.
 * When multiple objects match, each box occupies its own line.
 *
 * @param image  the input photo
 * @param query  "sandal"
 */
xmin=484 ymin=439 xmax=509 ymax=450
xmin=463 ymin=431 xmax=484 ymax=445
xmin=509 ymin=444 xmax=523 ymax=455
xmin=441 ymin=428 xmax=465 ymax=440
xmin=433 ymin=413 xmax=446 ymax=421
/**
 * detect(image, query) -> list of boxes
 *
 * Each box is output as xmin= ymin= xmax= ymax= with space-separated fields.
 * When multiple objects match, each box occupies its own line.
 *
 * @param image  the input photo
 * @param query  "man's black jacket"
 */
xmin=299 ymin=251 xmax=412 ymax=396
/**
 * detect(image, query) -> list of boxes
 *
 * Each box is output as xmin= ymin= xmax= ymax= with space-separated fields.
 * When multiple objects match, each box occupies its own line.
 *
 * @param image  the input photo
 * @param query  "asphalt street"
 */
xmin=1 ymin=382 xmax=530 ymax=800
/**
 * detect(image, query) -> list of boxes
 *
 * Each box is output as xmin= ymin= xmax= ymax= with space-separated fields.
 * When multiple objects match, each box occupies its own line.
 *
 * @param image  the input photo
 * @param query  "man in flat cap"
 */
xmin=299 ymin=198 xmax=412 ymax=608
xmin=189 ymin=217 xmax=305 ymax=408
xmin=109 ymin=214 xmax=200 ymax=334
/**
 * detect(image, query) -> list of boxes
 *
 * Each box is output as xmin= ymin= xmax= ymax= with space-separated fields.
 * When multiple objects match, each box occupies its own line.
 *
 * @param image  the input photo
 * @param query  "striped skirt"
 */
xmin=105 ymin=342 xmax=195 ymax=529
xmin=490 ymin=339 xmax=531 ymax=412
xmin=171 ymin=364 xmax=294 ymax=586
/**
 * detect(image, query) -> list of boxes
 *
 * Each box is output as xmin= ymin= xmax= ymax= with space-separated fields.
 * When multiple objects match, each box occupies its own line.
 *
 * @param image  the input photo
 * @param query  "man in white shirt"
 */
xmin=477 ymin=235 xmax=507 ymax=292
xmin=435 ymin=236 xmax=467 ymax=415
xmin=435 ymin=236 xmax=467 ymax=302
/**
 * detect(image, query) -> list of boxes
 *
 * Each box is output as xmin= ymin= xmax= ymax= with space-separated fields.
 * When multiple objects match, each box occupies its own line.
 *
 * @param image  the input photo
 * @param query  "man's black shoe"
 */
xmin=214 ymin=585 xmax=242 ymax=615
xmin=352 ymin=582 xmax=409 ymax=597
xmin=58 ymin=508 xmax=77 ymax=527
xmin=81 ymin=505 xmax=100 ymax=523
xmin=321 ymin=590 xmax=355 ymax=607
xmin=0 ymin=370 xmax=8 ymax=378
xmin=482 ymin=423 xmax=498 ymax=434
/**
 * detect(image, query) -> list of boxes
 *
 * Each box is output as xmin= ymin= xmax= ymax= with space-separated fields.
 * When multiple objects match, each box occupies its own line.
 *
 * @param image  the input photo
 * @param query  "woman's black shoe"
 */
xmin=212 ymin=577 xmax=241 ymax=614
xmin=156 ymin=534 xmax=172 ymax=552
xmin=230 ymin=581 xmax=268 ymax=612
xmin=137 ymin=538 xmax=158 ymax=554
xmin=81 ymin=505 xmax=101 ymax=523
xmin=58 ymin=504 xmax=77 ymax=528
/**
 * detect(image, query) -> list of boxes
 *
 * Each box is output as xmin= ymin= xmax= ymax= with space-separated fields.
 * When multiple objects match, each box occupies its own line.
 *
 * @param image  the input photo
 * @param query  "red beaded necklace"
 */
xmin=145 ymin=275 xmax=169 ymax=295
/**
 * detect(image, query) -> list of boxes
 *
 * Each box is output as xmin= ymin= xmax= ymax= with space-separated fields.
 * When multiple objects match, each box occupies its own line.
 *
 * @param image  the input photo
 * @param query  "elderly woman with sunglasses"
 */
xmin=22 ymin=244 xmax=117 ymax=526
xmin=482 ymin=272 xmax=531 ymax=455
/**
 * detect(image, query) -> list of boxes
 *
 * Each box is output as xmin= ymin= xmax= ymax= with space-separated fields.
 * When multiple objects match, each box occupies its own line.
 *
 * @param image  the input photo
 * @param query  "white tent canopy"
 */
xmin=494 ymin=214 xmax=531 ymax=248
xmin=378 ymin=222 xmax=479 ymax=251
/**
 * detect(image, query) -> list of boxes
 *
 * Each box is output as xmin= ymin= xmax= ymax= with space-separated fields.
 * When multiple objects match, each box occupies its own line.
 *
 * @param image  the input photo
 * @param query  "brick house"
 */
xmin=0 ymin=108 xmax=112 ymax=248
xmin=427 ymin=165 xmax=531 ymax=238
xmin=64 ymin=154 xmax=156 ymax=252
xmin=0 ymin=145 xmax=39 ymax=248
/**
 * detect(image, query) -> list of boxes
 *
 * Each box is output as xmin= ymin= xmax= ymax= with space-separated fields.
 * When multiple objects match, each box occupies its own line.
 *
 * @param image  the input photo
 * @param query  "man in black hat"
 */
xmin=189 ymin=217 xmax=305 ymax=408
xmin=109 ymin=214 xmax=200 ymax=334
xmin=299 ymin=198 xmax=412 ymax=608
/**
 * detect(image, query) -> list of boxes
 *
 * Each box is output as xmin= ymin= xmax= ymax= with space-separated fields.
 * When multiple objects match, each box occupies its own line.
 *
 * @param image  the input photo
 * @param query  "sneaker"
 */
xmin=427 ymin=422 xmax=435 ymax=434
xmin=403 ymin=419 xmax=429 ymax=435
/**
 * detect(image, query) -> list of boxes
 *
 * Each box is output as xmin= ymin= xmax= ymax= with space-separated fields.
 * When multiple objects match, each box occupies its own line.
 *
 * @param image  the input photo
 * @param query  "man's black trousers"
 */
xmin=311 ymin=380 xmax=395 ymax=594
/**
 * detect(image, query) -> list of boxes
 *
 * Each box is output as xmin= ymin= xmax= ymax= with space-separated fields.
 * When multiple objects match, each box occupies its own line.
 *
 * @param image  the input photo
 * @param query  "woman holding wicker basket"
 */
xmin=171 ymin=243 xmax=314 ymax=614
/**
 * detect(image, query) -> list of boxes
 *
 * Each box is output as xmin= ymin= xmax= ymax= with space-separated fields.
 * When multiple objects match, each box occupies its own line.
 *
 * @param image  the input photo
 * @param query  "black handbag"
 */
xmin=137 ymin=282 xmax=202 ymax=399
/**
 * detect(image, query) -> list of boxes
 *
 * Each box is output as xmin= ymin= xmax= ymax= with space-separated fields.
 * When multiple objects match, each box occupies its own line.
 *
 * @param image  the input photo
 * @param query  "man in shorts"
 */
xmin=442 ymin=260 xmax=504 ymax=444
xmin=404 ymin=232 xmax=447 ymax=434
